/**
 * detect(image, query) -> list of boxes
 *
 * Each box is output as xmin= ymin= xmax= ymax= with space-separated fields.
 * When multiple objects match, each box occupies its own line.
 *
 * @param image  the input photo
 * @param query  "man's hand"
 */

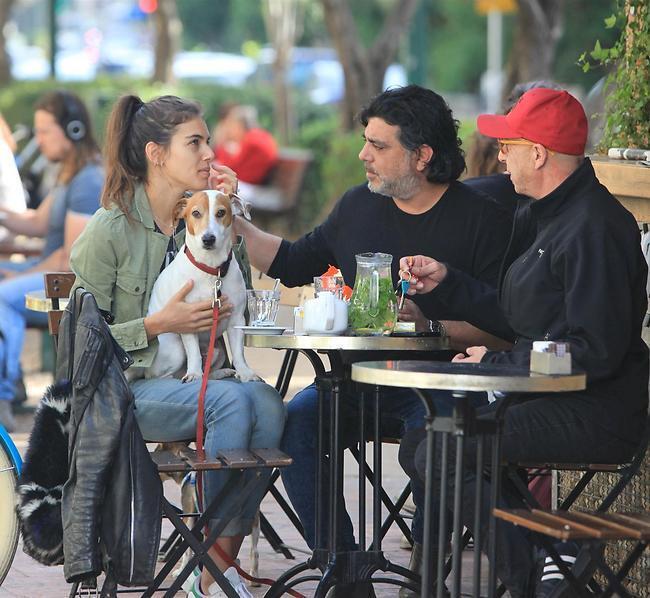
xmin=399 ymin=255 xmax=448 ymax=295
xmin=452 ymin=345 xmax=488 ymax=363
xmin=398 ymin=298 xmax=430 ymax=332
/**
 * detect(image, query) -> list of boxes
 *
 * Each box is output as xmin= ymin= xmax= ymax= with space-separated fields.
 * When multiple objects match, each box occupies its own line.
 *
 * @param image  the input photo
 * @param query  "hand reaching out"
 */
xmin=399 ymin=255 xmax=448 ymax=295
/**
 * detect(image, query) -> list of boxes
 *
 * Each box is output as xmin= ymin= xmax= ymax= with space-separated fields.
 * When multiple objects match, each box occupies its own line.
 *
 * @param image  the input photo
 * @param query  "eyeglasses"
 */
xmin=497 ymin=139 xmax=554 ymax=155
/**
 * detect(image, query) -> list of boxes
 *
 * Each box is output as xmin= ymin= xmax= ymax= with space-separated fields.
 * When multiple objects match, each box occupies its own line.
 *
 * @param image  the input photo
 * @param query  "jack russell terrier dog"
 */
xmin=147 ymin=189 xmax=258 ymax=383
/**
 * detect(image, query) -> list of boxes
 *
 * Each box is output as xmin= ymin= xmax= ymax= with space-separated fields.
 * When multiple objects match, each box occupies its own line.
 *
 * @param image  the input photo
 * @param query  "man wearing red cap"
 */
xmin=399 ymin=89 xmax=649 ymax=596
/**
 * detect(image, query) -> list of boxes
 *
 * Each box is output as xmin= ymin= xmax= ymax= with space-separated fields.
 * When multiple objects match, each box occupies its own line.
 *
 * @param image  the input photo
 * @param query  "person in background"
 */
xmin=70 ymin=94 xmax=285 ymax=598
xmin=0 ymin=112 xmax=17 ymax=154
xmin=0 ymin=125 xmax=27 ymax=214
xmin=213 ymin=103 xmax=278 ymax=185
xmin=400 ymin=88 xmax=648 ymax=597
xmin=0 ymin=90 xmax=103 ymax=432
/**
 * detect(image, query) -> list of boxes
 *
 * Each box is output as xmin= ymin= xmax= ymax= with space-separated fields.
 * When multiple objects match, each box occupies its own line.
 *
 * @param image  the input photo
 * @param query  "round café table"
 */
xmin=351 ymin=360 xmax=586 ymax=598
xmin=245 ymin=332 xmax=448 ymax=597
xmin=25 ymin=289 xmax=69 ymax=313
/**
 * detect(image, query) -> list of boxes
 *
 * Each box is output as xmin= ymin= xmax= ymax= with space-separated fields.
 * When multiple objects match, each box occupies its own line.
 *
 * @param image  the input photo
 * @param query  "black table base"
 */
xmin=265 ymin=371 xmax=421 ymax=596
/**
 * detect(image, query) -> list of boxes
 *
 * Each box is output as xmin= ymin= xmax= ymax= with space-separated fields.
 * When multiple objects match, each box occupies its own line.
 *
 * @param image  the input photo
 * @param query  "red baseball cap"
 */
xmin=477 ymin=88 xmax=588 ymax=155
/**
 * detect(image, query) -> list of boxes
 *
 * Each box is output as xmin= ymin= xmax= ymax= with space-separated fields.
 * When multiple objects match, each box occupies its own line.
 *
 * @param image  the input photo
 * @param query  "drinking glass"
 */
xmin=246 ymin=290 xmax=280 ymax=327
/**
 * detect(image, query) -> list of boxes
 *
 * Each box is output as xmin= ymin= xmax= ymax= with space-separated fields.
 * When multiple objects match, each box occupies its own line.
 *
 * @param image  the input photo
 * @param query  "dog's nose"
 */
xmin=202 ymin=233 xmax=216 ymax=248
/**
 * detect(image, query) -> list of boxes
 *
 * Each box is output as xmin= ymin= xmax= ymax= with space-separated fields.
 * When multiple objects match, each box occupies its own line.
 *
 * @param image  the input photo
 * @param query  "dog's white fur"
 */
xmin=147 ymin=190 xmax=258 ymax=382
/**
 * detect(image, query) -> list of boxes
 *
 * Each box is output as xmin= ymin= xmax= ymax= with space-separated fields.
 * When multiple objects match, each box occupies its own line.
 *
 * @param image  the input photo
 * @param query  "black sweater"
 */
xmin=269 ymin=181 xmax=512 ymax=321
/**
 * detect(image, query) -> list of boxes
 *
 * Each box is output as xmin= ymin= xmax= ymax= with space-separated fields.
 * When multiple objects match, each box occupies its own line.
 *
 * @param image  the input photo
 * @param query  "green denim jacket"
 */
xmin=70 ymin=184 xmax=252 ymax=368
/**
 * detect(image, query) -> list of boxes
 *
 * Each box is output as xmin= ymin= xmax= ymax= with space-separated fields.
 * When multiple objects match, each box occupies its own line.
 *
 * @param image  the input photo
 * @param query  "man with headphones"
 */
xmin=0 ymin=90 xmax=103 ymax=432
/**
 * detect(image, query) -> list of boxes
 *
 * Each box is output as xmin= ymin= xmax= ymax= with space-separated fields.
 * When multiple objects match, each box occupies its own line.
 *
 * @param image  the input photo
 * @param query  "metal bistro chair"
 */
xmin=494 ymin=410 xmax=650 ymax=596
xmin=43 ymin=273 xmax=293 ymax=597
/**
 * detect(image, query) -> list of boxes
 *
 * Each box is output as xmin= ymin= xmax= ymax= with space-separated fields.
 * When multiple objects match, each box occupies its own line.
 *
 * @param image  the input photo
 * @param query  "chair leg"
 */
xmin=275 ymin=349 xmax=298 ymax=399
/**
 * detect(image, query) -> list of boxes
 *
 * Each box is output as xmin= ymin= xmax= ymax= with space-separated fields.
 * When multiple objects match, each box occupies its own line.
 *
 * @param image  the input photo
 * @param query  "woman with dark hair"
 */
xmin=69 ymin=94 xmax=285 ymax=598
xmin=0 ymin=90 xmax=103 ymax=432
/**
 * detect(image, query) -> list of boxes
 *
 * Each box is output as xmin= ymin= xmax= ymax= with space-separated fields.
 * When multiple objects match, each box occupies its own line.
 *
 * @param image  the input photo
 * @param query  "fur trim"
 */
xmin=16 ymin=381 xmax=71 ymax=566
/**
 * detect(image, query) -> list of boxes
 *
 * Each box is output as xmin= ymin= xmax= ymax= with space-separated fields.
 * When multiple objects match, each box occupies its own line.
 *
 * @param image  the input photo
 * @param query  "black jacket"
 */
xmin=435 ymin=160 xmax=648 ymax=434
xmin=59 ymin=288 xmax=162 ymax=591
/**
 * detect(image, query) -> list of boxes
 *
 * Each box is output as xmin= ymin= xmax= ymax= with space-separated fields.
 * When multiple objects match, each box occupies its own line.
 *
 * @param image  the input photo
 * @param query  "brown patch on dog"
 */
xmin=183 ymin=191 xmax=210 ymax=237
xmin=215 ymin=192 xmax=233 ymax=229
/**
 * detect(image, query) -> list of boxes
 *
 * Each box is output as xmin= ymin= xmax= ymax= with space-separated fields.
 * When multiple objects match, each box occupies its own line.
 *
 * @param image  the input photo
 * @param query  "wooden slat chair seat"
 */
xmin=42 ymin=273 xmax=295 ymax=596
xmin=494 ymin=508 xmax=650 ymax=598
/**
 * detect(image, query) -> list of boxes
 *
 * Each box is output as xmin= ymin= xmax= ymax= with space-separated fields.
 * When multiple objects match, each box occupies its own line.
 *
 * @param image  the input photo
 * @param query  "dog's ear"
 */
xmin=230 ymin=193 xmax=252 ymax=221
xmin=173 ymin=198 xmax=188 ymax=224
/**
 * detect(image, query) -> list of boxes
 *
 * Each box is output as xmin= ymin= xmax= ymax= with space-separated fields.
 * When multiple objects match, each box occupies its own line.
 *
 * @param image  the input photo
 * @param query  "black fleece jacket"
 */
xmin=434 ymin=159 xmax=648 ymax=425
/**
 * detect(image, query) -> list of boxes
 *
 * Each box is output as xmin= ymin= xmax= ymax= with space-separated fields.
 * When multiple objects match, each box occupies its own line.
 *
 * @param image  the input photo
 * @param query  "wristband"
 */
xmin=428 ymin=319 xmax=446 ymax=337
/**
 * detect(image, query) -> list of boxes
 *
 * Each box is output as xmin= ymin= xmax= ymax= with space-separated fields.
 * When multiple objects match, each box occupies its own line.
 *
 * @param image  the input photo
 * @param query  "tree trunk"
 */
xmin=0 ymin=0 xmax=15 ymax=85
xmin=262 ymin=0 xmax=302 ymax=144
xmin=321 ymin=0 xmax=419 ymax=130
xmin=503 ymin=0 xmax=564 ymax=100
xmin=152 ymin=0 xmax=181 ymax=84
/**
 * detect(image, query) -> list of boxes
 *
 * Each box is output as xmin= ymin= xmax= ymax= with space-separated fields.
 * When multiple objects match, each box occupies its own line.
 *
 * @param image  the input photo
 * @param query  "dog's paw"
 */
xmin=210 ymin=368 xmax=236 ymax=380
xmin=181 ymin=371 xmax=202 ymax=383
xmin=235 ymin=367 xmax=261 ymax=382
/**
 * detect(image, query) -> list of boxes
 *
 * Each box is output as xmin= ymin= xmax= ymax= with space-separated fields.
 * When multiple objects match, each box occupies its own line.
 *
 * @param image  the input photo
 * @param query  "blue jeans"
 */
xmin=280 ymin=381 xmax=486 ymax=550
xmin=0 ymin=258 xmax=48 ymax=402
xmin=131 ymin=377 xmax=286 ymax=537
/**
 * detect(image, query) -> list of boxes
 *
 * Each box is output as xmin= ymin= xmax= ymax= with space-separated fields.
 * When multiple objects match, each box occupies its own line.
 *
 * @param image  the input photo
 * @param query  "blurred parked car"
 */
xmin=173 ymin=51 xmax=256 ymax=86
xmin=248 ymin=47 xmax=407 ymax=105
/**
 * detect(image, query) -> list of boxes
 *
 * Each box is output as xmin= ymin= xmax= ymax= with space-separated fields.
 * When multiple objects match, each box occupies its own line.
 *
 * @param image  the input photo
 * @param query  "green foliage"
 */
xmin=554 ymin=0 xmax=619 ymax=87
xmin=427 ymin=0 xmax=494 ymax=92
xmin=176 ymin=1 xmax=266 ymax=53
xmin=291 ymin=115 xmax=364 ymax=231
xmin=577 ymin=0 xmax=650 ymax=149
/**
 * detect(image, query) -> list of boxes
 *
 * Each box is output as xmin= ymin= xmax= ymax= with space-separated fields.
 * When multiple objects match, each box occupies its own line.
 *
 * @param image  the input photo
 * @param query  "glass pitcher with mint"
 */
xmin=349 ymin=252 xmax=398 ymax=335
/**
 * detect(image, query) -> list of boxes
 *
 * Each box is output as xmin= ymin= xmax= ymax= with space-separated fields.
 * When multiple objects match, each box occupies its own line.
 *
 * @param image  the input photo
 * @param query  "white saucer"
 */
xmin=234 ymin=325 xmax=286 ymax=336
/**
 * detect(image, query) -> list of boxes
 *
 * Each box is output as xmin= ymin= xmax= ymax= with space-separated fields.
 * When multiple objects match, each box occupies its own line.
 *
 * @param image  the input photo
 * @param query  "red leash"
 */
xmin=194 ymin=279 xmax=305 ymax=597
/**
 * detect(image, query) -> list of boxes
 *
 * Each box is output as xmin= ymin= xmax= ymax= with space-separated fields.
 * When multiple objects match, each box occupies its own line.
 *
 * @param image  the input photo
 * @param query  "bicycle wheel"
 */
xmin=0 ymin=442 xmax=19 ymax=586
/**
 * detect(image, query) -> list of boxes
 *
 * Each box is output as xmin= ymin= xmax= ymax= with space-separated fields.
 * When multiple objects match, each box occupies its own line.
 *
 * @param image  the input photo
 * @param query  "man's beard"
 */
xmin=367 ymin=172 xmax=420 ymax=200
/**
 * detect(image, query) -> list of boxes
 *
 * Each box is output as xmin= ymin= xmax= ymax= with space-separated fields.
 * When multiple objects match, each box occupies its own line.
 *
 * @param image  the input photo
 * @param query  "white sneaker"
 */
xmin=187 ymin=566 xmax=253 ymax=597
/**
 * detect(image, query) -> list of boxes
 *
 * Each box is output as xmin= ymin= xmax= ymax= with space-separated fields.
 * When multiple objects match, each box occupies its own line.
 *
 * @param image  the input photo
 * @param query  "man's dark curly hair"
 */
xmin=358 ymin=85 xmax=465 ymax=183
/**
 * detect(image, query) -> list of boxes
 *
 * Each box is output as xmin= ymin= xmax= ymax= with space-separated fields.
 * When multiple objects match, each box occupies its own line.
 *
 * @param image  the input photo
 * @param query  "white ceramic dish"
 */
xmin=234 ymin=325 xmax=287 ymax=336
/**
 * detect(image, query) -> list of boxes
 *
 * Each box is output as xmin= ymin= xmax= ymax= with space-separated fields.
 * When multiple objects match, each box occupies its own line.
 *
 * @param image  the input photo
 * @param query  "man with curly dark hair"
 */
xmin=236 ymin=85 xmax=513 ymax=596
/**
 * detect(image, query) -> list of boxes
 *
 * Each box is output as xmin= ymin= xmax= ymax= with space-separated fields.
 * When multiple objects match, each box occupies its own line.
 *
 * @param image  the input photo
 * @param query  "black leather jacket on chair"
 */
xmin=59 ymin=288 xmax=162 ymax=592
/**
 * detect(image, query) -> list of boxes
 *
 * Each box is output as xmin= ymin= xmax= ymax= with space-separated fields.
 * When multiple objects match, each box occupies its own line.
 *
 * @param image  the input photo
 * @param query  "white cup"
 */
xmin=303 ymin=291 xmax=348 ymax=335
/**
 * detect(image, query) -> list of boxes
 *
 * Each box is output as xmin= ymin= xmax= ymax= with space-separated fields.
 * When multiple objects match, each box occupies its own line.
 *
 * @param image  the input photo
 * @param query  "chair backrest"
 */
xmin=44 ymin=272 xmax=75 ymax=338
xmin=269 ymin=148 xmax=312 ymax=211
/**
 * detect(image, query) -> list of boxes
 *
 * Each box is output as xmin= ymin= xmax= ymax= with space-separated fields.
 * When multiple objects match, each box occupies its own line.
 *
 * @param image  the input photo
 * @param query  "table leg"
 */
xmin=451 ymin=391 xmax=468 ymax=598
xmin=372 ymin=386 xmax=382 ymax=551
xmin=473 ymin=435 xmax=485 ymax=596
xmin=358 ymin=388 xmax=366 ymax=551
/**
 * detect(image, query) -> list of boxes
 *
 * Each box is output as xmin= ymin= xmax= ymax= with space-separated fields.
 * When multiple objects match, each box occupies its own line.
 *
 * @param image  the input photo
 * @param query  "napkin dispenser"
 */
xmin=530 ymin=341 xmax=572 ymax=374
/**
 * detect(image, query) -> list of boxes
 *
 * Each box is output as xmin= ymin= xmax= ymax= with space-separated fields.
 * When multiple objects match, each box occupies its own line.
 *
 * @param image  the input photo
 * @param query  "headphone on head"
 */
xmin=58 ymin=91 xmax=87 ymax=142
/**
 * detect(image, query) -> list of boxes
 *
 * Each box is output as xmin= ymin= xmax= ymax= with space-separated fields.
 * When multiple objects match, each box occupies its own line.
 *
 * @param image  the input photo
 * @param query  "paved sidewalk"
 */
xmin=2 ymin=333 xmax=489 ymax=597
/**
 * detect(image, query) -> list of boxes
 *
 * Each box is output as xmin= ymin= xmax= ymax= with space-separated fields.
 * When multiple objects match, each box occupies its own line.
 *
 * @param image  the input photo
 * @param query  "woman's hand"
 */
xmin=398 ymin=298 xmax=430 ymax=332
xmin=452 ymin=346 xmax=488 ymax=363
xmin=145 ymin=281 xmax=234 ymax=337
xmin=209 ymin=164 xmax=238 ymax=196
xmin=399 ymin=255 xmax=448 ymax=295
